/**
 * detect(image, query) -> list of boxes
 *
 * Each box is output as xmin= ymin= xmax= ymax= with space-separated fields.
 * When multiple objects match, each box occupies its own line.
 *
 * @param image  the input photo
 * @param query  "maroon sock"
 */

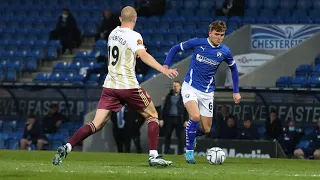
xmin=147 ymin=118 xmax=159 ymax=150
xmin=68 ymin=122 xmax=96 ymax=148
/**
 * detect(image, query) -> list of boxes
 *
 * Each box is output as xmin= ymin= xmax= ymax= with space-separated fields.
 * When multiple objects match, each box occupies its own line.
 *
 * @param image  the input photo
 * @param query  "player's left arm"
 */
xmin=225 ymin=49 xmax=241 ymax=104
xmin=163 ymin=38 xmax=198 ymax=68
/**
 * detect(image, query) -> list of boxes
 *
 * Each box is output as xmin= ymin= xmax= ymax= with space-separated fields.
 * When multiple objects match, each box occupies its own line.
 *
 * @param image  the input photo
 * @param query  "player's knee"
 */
xmin=189 ymin=114 xmax=201 ymax=122
xmin=20 ymin=139 xmax=28 ymax=145
xmin=203 ymin=125 xmax=211 ymax=134
xmin=313 ymin=150 xmax=320 ymax=159
xmin=37 ymin=139 xmax=45 ymax=145
xmin=294 ymin=149 xmax=304 ymax=157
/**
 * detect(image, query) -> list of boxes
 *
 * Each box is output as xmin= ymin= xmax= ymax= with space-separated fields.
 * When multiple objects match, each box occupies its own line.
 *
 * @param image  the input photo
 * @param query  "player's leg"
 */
xmin=196 ymin=93 xmax=214 ymax=137
xmin=20 ymin=138 xmax=29 ymax=150
xmin=36 ymin=139 xmax=47 ymax=150
xmin=52 ymin=88 xmax=119 ymax=165
xmin=137 ymin=101 xmax=173 ymax=166
xmin=126 ymin=88 xmax=172 ymax=166
xmin=184 ymin=100 xmax=201 ymax=164
xmin=181 ymin=82 xmax=200 ymax=164
xmin=52 ymin=109 xmax=112 ymax=165
xmin=313 ymin=149 xmax=320 ymax=159
xmin=294 ymin=148 xmax=305 ymax=159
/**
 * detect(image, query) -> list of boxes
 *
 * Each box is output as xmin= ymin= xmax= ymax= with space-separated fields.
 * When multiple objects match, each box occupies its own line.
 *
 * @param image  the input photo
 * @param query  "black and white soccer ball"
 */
xmin=206 ymin=147 xmax=226 ymax=165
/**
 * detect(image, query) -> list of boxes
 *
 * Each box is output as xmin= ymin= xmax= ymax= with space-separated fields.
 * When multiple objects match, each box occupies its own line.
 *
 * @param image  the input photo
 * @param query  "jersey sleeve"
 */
xmin=180 ymin=38 xmax=199 ymax=51
xmin=224 ymin=48 xmax=235 ymax=66
xmin=128 ymin=33 xmax=145 ymax=53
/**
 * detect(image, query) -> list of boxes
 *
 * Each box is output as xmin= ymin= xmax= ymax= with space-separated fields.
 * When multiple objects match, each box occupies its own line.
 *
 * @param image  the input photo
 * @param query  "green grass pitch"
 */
xmin=0 ymin=150 xmax=319 ymax=180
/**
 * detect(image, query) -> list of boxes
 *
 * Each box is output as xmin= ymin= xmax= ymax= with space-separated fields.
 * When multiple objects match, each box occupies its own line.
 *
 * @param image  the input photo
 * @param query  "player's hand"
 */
xmin=159 ymin=120 xmax=164 ymax=127
xmin=233 ymin=93 xmax=241 ymax=104
xmin=162 ymin=68 xmax=178 ymax=79
xmin=163 ymin=65 xmax=169 ymax=69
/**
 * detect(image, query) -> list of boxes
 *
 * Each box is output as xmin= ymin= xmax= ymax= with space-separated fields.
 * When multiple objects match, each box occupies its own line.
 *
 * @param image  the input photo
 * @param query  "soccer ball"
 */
xmin=206 ymin=147 xmax=226 ymax=165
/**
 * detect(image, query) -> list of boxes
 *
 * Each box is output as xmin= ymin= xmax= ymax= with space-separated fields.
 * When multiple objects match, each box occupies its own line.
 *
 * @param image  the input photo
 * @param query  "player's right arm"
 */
xmin=163 ymin=38 xmax=199 ymax=68
xmin=136 ymin=49 xmax=178 ymax=79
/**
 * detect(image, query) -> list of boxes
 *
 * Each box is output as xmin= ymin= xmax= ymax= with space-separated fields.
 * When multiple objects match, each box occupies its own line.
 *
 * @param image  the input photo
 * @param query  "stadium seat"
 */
xmin=85 ymin=74 xmax=100 ymax=85
xmin=136 ymin=74 xmax=144 ymax=83
xmin=53 ymin=62 xmax=69 ymax=73
xmin=297 ymin=0 xmax=312 ymax=9
xmin=295 ymin=64 xmax=313 ymax=77
xmin=313 ymin=0 xmax=320 ymax=9
xmin=279 ymin=0 xmax=296 ymax=9
xmin=4 ymin=69 xmax=17 ymax=82
xmin=290 ymin=76 xmax=307 ymax=88
xmin=33 ymin=73 xmax=47 ymax=83
xmin=7 ymin=139 xmax=19 ymax=150
xmin=246 ymin=0 xmax=262 ymax=9
xmin=307 ymin=76 xmax=320 ymax=87
xmin=263 ymin=0 xmax=279 ymax=9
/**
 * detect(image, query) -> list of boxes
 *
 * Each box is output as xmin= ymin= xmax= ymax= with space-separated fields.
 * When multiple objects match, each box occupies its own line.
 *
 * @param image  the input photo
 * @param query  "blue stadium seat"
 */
xmin=290 ymin=76 xmax=307 ymax=88
xmin=297 ymin=0 xmax=312 ymax=9
xmin=309 ymin=9 xmax=319 ymax=18
xmin=215 ymin=0 xmax=225 ymax=8
xmin=72 ymin=74 xmax=85 ymax=84
xmin=143 ymin=73 xmax=157 ymax=81
xmin=167 ymin=0 xmax=183 ymax=9
xmin=313 ymin=0 xmax=320 ymax=9
xmin=199 ymin=0 xmax=214 ymax=9
xmin=255 ymin=17 xmax=270 ymax=24
xmin=53 ymin=62 xmax=69 ymax=73
xmin=270 ymin=17 xmax=284 ymax=24
xmin=246 ymin=0 xmax=262 ymax=9
xmin=48 ymin=72 xmax=65 ymax=83
xmin=4 ymin=69 xmax=17 ymax=82
xmin=279 ymin=0 xmax=296 ymax=9
xmin=276 ymin=9 xmax=291 ymax=17
xmin=7 ymin=139 xmax=19 ymax=150
xmin=283 ymin=17 xmax=299 ymax=24
xmin=242 ymin=17 xmax=255 ymax=25
xmin=275 ymin=76 xmax=292 ymax=87
xmin=259 ymin=9 xmax=275 ymax=17
xmin=312 ymin=65 xmax=320 ymax=76
xmin=307 ymin=76 xmax=320 ymax=87
xmin=295 ymin=64 xmax=313 ymax=77
xmin=299 ymin=17 xmax=312 ymax=24
xmin=263 ymin=0 xmax=279 ymax=9
xmin=25 ymin=57 xmax=38 ymax=72
xmin=184 ymin=0 xmax=198 ymax=9
xmin=33 ymin=73 xmax=47 ymax=83
xmin=136 ymin=74 xmax=144 ymax=83
xmin=85 ymin=74 xmax=100 ymax=85
xmin=292 ymin=9 xmax=308 ymax=17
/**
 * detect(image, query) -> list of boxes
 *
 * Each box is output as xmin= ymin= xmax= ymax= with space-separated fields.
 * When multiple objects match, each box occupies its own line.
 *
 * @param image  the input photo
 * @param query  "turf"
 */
xmin=0 ymin=150 xmax=319 ymax=180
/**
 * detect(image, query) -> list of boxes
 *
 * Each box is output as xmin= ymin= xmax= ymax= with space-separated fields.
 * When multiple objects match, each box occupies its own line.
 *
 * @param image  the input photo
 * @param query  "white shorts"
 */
xmin=181 ymin=82 xmax=214 ymax=117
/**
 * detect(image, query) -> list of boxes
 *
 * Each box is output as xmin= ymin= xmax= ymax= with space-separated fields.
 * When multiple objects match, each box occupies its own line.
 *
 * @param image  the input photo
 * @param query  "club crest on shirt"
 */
xmin=137 ymin=39 xmax=143 ymax=45
xmin=217 ymin=52 xmax=222 ymax=57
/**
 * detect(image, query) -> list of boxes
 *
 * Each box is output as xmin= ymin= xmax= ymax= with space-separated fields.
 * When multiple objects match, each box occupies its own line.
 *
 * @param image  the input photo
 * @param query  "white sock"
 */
xmin=149 ymin=150 xmax=159 ymax=157
xmin=66 ymin=143 xmax=72 ymax=153
xmin=186 ymin=150 xmax=194 ymax=152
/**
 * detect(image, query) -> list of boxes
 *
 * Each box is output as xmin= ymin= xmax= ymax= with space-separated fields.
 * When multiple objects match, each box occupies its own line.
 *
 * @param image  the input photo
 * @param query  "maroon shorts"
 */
xmin=97 ymin=88 xmax=152 ymax=112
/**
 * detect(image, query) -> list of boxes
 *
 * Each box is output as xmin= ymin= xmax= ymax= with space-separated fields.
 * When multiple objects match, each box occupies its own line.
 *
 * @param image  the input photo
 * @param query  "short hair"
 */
xmin=121 ymin=6 xmax=137 ymax=23
xmin=173 ymin=80 xmax=181 ymax=85
xmin=209 ymin=20 xmax=227 ymax=32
